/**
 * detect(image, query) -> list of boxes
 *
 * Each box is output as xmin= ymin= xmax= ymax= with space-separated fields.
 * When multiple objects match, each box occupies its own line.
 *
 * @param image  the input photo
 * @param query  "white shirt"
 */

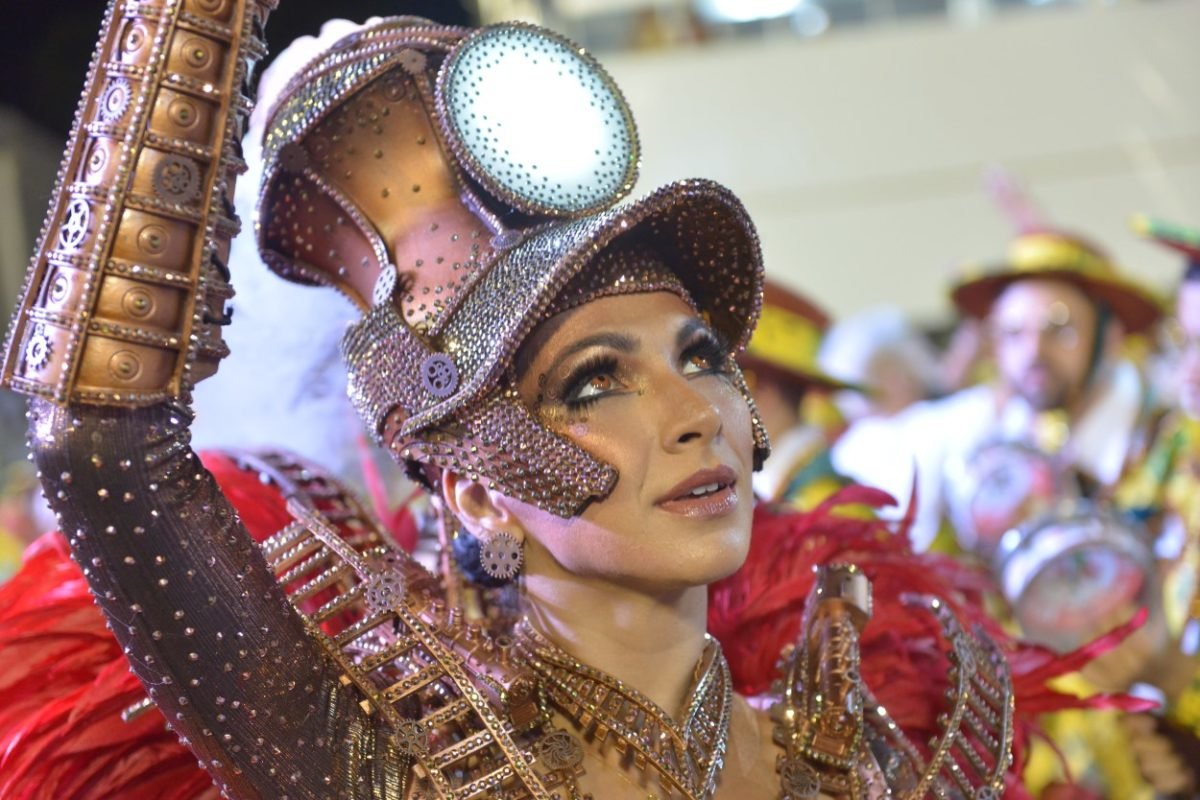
xmin=831 ymin=361 xmax=1147 ymax=551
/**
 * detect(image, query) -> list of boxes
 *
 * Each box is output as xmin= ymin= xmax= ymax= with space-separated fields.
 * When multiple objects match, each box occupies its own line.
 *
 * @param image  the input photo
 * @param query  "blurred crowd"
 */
xmin=734 ymin=211 xmax=1200 ymax=797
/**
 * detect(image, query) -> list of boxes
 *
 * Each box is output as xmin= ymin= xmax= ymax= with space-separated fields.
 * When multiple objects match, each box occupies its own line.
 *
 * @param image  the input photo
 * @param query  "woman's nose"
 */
xmin=659 ymin=374 xmax=723 ymax=452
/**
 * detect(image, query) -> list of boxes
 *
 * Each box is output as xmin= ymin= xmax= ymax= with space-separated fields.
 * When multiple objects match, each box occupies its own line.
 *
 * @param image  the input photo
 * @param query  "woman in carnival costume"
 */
xmin=0 ymin=3 xmax=1145 ymax=798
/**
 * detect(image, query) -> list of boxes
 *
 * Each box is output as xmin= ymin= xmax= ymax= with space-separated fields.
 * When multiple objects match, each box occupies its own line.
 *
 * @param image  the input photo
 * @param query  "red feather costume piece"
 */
xmin=0 ymin=453 xmax=300 ymax=800
xmin=708 ymin=486 xmax=1154 ymax=797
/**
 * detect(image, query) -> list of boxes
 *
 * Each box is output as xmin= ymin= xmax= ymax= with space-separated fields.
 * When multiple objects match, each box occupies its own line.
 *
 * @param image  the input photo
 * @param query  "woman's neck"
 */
xmin=521 ymin=568 xmax=710 ymax=719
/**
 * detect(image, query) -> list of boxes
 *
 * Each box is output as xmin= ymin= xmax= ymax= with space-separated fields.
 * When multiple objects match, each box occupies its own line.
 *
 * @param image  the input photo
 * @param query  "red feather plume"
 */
xmin=708 ymin=486 xmax=1155 ymax=797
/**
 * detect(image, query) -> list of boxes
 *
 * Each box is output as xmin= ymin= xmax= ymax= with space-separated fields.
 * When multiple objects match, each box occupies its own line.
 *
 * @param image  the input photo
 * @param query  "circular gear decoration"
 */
xmin=397 ymin=48 xmax=427 ymax=76
xmin=479 ymin=532 xmax=523 ymax=581
xmin=533 ymin=731 xmax=584 ymax=772
xmin=420 ymin=354 xmax=459 ymax=399
xmin=437 ymin=23 xmax=638 ymax=217
xmin=779 ymin=759 xmax=821 ymax=800
xmin=372 ymin=263 xmax=398 ymax=308
xmin=108 ymin=350 xmax=143 ymax=382
xmin=59 ymin=199 xmax=91 ymax=251
xmin=99 ymin=78 xmax=132 ymax=124
xmin=24 ymin=324 xmax=52 ymax=371
xmin=152 ymin=154 xmax=202 ymax=205
xmin=394 ymin=719 xmax=429 ymax=756
xmin=363 ymin=553 xmax=407 ymax=618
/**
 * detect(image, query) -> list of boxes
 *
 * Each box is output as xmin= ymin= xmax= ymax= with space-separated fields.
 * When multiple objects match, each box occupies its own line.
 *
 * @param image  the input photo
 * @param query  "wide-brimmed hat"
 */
xmin=738 ymin=282 xmax=855 ymax=393
xmin=950 ymin=230 xmax=1163 ymax=334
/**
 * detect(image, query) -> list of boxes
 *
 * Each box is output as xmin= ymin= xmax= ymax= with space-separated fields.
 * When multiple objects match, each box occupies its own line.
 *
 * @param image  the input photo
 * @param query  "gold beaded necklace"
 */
xmin=515 ymin=619 xmax=733 ymax=800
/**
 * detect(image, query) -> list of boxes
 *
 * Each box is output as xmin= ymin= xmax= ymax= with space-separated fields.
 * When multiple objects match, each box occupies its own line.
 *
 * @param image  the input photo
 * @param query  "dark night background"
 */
xmin=1 ymin=0 xmax=473 ymax=138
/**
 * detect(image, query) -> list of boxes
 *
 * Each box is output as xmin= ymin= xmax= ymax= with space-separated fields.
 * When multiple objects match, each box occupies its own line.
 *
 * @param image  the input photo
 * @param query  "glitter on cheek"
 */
xmin=569 ymin=423 xmax=589 ymax=437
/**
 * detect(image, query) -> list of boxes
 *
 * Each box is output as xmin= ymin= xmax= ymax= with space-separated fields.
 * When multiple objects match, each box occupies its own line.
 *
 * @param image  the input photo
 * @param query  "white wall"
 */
xmin=603 ymin=0 xmax=1200 ymax=321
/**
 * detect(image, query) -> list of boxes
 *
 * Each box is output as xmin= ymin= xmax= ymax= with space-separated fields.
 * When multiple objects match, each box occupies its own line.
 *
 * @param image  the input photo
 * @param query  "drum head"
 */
xmin=953 ymin=441 xmax=1064 ymax=555
xmin=1001 ymin=506 xmax=1153 ymax=652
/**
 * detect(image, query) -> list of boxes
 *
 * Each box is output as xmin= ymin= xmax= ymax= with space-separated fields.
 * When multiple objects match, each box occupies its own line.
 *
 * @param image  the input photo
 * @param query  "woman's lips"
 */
xmin=656 ymin=483 xmax=738 ymax=518
xmin=655 ymin=465 xmax=739 ymax=518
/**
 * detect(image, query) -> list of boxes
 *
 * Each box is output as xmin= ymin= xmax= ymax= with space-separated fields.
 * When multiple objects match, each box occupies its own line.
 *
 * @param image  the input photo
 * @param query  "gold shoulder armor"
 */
xmin=251 ymin=451 xmax=578 ymax=799
xmin=2 ymin=0 xmax=276 ymax=406
xmin=773 ymin=565 xmax=1014 ymax=799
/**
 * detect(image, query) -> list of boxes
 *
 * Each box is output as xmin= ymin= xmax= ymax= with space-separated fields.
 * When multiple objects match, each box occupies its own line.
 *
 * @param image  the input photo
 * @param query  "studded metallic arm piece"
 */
xmin=27 ymin=399 xmax=413 ymax=798
xmin=2 ymin=0 xmax=273 ymax=405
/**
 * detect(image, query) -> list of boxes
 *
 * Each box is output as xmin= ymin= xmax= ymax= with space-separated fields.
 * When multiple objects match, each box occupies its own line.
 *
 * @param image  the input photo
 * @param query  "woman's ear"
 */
xmin=440 ymin=471 xmax=527 ymax=544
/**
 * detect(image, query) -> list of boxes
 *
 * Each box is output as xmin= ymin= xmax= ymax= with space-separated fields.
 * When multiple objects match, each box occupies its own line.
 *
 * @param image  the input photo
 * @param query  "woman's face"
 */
xmin=501 ymin=291 xmax=756 ymax=594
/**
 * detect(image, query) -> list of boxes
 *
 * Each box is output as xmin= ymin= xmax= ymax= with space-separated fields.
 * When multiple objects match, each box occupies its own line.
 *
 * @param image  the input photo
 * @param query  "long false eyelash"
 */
xmin=681 ymin=328 xmax=733 ymax=374
xmin=559 ymin=354 xmax=620 ymax=411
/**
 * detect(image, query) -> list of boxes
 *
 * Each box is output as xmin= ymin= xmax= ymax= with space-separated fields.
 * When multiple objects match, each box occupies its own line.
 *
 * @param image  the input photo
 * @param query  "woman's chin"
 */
xmin=664 ymin=526 xmax=752 ymax=587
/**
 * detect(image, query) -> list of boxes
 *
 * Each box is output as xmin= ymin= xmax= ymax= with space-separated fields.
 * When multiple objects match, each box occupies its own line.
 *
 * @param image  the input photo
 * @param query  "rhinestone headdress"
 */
xmin=256 ymin=18 xmax=767 ymax=516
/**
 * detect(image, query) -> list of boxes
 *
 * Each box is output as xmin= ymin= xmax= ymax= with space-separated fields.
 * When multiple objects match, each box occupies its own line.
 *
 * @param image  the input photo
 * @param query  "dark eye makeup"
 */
xmin=554 ymin=326 xmax=732 ymax=413
xmin=560 ymin=355 xmax=621 ymax=411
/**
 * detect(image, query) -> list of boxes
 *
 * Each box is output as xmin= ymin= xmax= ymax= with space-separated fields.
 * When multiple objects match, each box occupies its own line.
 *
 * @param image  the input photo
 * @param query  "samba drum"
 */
xmin=993 ymin=501 xmax=1156 ymax=653
xmin=946 ymin=441 xmax=1068 ymax=558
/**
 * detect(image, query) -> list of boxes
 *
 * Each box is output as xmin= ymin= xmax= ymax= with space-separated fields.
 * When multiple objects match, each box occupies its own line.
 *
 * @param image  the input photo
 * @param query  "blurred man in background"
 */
xmin=832 ymin=229 xmax=1161 ymax=553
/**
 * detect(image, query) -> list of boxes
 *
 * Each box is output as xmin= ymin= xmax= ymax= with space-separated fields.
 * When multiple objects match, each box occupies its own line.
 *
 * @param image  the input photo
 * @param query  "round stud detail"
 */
xmin=153 ymin=155 xmax=201 ymax=204
xmin=278 ymin=142 xmax=309 ymax=174
xmin=182 ymin=38 xmax=212 ymax=70
xmin=380 ymin=75 xmax=409 ymax=103
xmin=123 ymin=288 xmax=155 ymax=318
xmin=533 ymin=731 xmax=584 ymax=771
xmin=24 ymin=325 xmax=52 ymax=371
xmin=480 ymin=532 xmax=523 ymax=581
xmin=168 ymin=98 xmax=199 ymax=130
xmin=109 ymin=350 xmax=143 ymax=382
xmin=420 ymin=353 xmax=458 ymax=399
xmin=85 ymin=141 xmax=109 ymax=178
xmin=137 ymin=224 xmax=169 ymax=256
xmin=122 ymin=21 xmax=147 ymax=54
xmin=59 ymin=200 xmax=91 ymax=251
xmin=99 ymin=79 xmax=132 ymax=124
xmin=48 ymin=272 xmax=70 ymax=304
xmin=196 ymin=0 xmax=226 ymax=12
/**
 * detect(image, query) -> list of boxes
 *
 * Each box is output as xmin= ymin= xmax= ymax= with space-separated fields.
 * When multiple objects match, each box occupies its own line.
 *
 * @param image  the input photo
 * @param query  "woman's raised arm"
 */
xmin=5 ymin=2 xmax=394 ymax=795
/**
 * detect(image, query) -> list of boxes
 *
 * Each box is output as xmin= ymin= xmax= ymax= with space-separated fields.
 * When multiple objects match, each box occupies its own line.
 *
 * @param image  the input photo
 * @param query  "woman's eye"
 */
xmin=560 ymin=357 xmax=621 ymax=409
xmin=575 ymin=373 xmax=615 ymax=400
xmin=680 ymin=334 xmax=728 ymax=376
xmin=683 ymin=351 xmax=714 ymax=374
